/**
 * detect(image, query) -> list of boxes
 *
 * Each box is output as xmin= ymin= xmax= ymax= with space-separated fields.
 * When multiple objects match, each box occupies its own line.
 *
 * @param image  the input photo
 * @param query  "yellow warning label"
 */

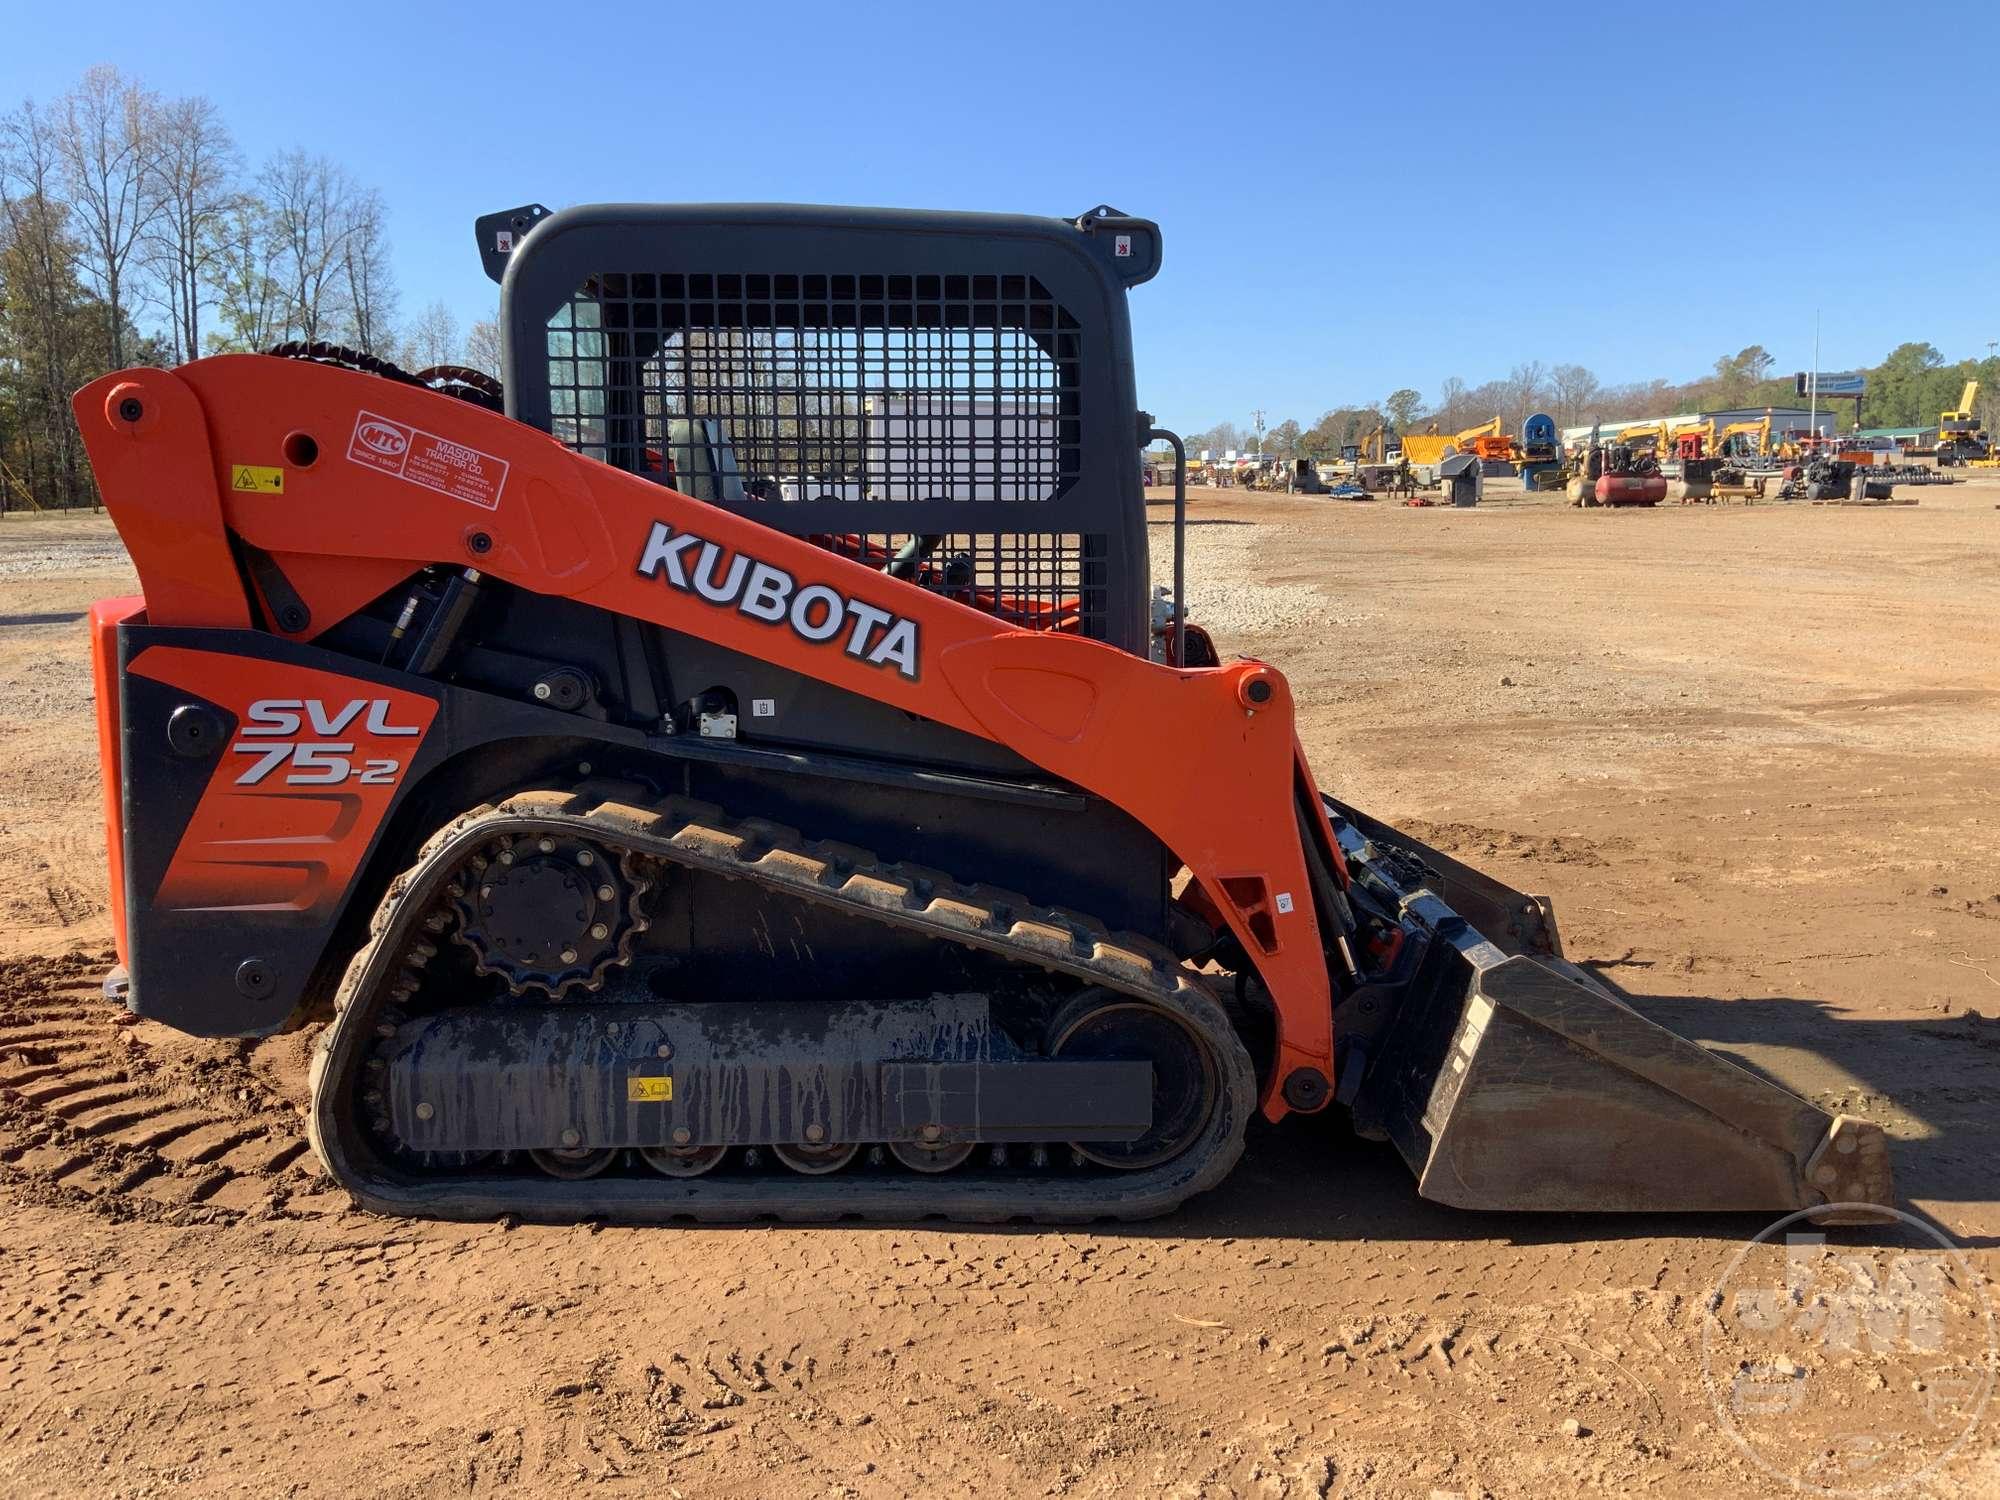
xmin=627 ymin=1076 xmax=673 ymax=1103
xmin=230 ymin=464 xmax=284 ymax=494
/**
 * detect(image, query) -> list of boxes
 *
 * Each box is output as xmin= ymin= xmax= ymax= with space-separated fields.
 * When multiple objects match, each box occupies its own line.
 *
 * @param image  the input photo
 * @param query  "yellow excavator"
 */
xmin=1607 ymin=420 xmax=1669 ymax=456
xmin=1938 ymin=380 xmax=1988 ymax=465
xmin=1714 ymin=415 xmax=1772 ymax=460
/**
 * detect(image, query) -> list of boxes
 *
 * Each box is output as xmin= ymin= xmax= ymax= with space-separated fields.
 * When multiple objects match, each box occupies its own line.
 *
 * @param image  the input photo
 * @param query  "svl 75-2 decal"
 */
xmin=232 ymin=698 xmax=425 ymax=786
xmin=129 ymin=648 xmax=438 ymax=915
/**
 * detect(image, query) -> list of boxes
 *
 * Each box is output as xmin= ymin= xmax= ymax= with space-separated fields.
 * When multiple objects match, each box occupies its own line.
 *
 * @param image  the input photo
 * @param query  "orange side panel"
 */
xmin=129 ymin=647 xmax=438 ymax=918
xmin=89 ymin=596 xmax=146 ymax=966
xmin=74 ymin=356 xmax=1341 ymax=1116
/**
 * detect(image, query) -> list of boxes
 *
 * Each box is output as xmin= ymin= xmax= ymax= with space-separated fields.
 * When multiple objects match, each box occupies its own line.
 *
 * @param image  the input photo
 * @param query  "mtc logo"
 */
xmin=354 ymin=420 xmax=409 ymax=458
xmin=231 ymin=698 xmax=423 ymax=787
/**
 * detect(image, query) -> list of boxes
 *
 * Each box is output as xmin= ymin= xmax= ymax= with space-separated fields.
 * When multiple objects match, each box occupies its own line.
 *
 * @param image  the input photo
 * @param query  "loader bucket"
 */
xmin=1328 ymin=801 xmax=1894 ymax=1220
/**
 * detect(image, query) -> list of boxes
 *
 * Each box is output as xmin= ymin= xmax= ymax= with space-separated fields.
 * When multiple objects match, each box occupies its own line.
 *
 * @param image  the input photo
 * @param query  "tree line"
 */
xmin=0 ymin=65 xmax=496 ymax=511
xmin=1191 ymin=342 xmax=2000 ymax=460
xmin=9 ymin=66 xmax=1995 ymax=509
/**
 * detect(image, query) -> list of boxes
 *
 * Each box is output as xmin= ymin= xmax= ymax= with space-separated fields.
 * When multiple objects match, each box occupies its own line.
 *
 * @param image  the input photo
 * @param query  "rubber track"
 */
xmin=310 ymin=782 xmax=1258 ymax=1225
xmin=0 ymin=952 xmax=319 ymax=1222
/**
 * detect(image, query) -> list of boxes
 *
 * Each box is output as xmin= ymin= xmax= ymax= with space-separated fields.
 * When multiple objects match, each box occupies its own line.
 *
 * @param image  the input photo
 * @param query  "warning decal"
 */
xmin=626 ymin=1076 xmax=673 ymax=1103
xmin=346 ymin=409 xmax=509 ymax=510
xmin=230 ymin=464 xmax=284 ymax=494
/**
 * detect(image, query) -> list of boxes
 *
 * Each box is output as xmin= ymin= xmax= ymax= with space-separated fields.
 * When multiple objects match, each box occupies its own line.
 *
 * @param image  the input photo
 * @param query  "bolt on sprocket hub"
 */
xmin=451 ymin=832 xmax=653 ymax=997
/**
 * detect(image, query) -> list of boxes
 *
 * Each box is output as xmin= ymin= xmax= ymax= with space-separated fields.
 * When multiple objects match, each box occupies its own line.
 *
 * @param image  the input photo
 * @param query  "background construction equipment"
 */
xmin=1938 ymin=380 xmax=1989 ymax=465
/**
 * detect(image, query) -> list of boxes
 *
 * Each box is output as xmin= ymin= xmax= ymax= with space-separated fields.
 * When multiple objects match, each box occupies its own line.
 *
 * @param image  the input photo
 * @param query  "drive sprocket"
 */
xmin=450 ymin=832 xmax=653 ymax=997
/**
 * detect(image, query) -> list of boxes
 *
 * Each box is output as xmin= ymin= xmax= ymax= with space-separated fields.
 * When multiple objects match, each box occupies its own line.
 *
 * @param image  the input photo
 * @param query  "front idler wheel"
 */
xmin=1046 ymin=992 xmax=1218 ymax=1170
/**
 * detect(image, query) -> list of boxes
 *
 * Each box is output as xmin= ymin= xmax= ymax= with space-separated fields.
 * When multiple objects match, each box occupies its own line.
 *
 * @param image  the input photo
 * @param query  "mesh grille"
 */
xmin=809 ymin=533 xmax=1104 ymax=634
xmin=545 ymin=272 xmax=1081 ymax=503
xmin=545 ymin=271 xmax=1102 ymax=634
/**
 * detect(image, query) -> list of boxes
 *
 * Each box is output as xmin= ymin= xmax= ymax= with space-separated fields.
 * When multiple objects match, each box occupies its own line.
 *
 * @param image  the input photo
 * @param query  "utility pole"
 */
xmin=1807 ymin=310 xmax=1820 ymax=444
xmin=1251 ymin=409 xmax=1266 ymax=454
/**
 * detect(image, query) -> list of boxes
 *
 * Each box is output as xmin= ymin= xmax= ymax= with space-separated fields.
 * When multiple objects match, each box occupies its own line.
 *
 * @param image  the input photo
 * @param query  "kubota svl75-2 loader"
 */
xmin=76 ymin=202 xmax=1892 ymax=1223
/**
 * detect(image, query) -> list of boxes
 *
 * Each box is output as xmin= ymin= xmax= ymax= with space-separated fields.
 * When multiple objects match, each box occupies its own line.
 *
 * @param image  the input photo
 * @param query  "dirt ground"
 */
xmin=2 ymin=478 xmax=1998 ymax=1498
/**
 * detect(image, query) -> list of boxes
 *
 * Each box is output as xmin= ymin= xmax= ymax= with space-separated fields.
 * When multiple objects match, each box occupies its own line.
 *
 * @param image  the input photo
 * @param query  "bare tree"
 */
xmin=206 ymin=195 xmax=284 ymax=351
xmin=402 ymin=298 xmax=459 ymax=370
xmin=261 ymin=149 xmax=361 ymax=342
xmin=54 ymin=65 xmax=156 ymax=367
xmin=1434 ymin=376 xmax=1469 ymax=431
xmin=140 ymin=94 xmax=236 ymax=363
xmin=1303 ymin=406 xmax=1385 ymax=454
xmin=1548 ymin=363 xmax=1600 ymax=428
xmin=1205 ymin=420 xmax=1244 ymax=455
xmin=1501 ymin=360 xmax=1548 ymax=430
xmin=340 ymin=187 xmax=396 ymax=354
xmin=464 ymin=317 xmax=501 ymax=377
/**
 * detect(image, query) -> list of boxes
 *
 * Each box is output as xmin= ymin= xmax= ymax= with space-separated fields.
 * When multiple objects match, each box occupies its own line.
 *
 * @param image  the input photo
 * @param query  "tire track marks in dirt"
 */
xmin=0 ymin=950 xmax=335 ymax=1224
xmin=507 ymin=1347 xmax=818 ymax=1487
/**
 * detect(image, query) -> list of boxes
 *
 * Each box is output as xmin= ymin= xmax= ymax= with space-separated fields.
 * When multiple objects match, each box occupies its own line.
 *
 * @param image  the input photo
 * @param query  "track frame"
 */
xmin=309 ymin=783 xmax=1258 ymax=1224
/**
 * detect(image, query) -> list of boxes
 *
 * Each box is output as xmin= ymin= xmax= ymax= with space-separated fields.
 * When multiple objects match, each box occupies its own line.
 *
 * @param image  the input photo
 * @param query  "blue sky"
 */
xmin=5 ymin=0 xmax=1993 ymax=429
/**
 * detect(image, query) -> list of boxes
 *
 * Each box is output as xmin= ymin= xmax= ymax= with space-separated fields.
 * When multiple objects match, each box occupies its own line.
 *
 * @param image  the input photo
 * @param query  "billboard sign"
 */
xmin=1796 ymin=370 xmax=1866 ymax=397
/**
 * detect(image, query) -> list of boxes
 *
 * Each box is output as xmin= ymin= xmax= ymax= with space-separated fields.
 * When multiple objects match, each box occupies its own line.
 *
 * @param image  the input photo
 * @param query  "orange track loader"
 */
xmin=75 ymin=202 xmax=1891 ymax=1223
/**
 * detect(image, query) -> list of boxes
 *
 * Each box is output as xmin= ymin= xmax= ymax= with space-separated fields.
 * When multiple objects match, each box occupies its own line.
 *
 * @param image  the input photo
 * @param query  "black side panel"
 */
xmin=117 ymin=624 xmax=642 ymax=1037
xmin=650 ymin=626 xmax=1037 ymax=774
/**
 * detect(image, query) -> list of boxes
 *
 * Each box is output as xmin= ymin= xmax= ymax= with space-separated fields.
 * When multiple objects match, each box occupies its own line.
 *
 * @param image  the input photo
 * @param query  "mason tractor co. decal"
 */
xmin=636 ymin=521 xmax=921 ymax=681
xmin=346 ymin=409 xmax=510 ymax=510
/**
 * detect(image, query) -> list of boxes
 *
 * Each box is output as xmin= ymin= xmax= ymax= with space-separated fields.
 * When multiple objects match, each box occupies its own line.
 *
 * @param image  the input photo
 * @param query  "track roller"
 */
xmin=890 ymin=1139 xmax=977 ymax=1174
xmin=530 ymin=1145 xmax=616 ymax=1179
xmin=773 ymin=1141 xmax=859 ymax=1175
xmin=640 ymin=1143 xmax=728 ymax=1178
